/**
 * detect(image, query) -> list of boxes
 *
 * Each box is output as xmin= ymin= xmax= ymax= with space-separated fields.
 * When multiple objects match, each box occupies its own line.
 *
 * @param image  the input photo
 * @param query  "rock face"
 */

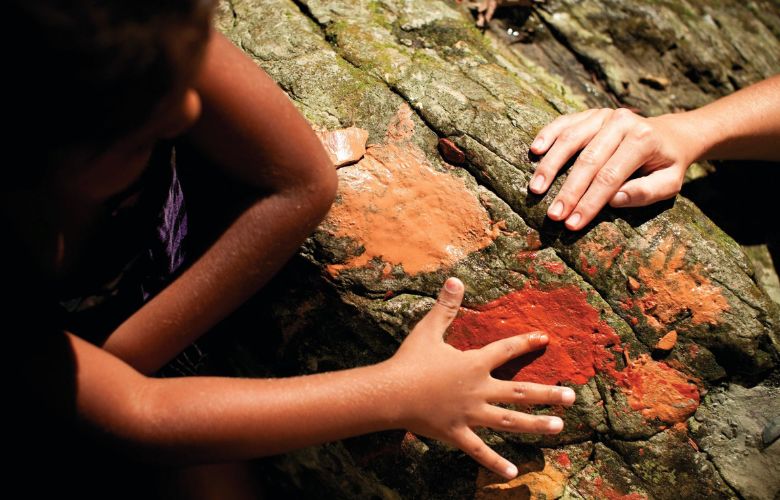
xmin=209 ymin=1 xmax=780 ymax=498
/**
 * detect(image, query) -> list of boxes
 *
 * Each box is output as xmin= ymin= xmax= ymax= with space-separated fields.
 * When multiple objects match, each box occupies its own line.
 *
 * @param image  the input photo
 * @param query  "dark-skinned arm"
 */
xmin=23 ymin=279 xmax=573 ymax=480
xmin=101 ymin=32 xmax=337 ymax=375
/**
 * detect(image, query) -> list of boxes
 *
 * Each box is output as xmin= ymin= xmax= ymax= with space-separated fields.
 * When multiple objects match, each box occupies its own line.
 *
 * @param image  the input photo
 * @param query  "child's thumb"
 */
xmin=412 ymin=277 xmax=465 ymax=341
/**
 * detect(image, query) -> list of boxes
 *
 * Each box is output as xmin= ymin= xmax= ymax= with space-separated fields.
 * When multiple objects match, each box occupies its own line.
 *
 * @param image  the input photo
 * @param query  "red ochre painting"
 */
xmin=445 ymin=284 xmax=699 ymax=424
xmin=321 ymin=104 xmax=701 ymax=426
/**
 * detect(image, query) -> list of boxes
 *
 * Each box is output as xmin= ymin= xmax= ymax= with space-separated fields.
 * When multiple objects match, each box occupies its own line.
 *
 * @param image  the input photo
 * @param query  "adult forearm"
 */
xmin=671 ymin=75 xmax=780 ymax=162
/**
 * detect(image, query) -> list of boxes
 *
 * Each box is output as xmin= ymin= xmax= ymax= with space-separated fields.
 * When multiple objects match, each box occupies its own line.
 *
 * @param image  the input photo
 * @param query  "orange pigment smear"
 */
xmin=324 ymin=105 xmax=495 ymax=275
xmin=446 ymin=286 xmax=623 ymax=385
xmin=614 ymin=354 xmax=699 ymax=423
xmin=476 ymin=458 xmax=567 ymax=499
xmin=447 ymin=284 xmax=700 ymax=422
xmin=635 ymin=235 xmax=728 ymax=329
xmin=316 ymin=126 xmax=369 ymax=168
xmin=541 ymin=261 xmax=566 ymax=274
xmin=578 ymin=225 xmax=625 ymax=277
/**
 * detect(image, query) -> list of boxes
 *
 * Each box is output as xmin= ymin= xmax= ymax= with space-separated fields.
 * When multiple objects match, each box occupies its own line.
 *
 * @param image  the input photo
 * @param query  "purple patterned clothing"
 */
xmin=58 ymin=141 xmax=192 ymax=352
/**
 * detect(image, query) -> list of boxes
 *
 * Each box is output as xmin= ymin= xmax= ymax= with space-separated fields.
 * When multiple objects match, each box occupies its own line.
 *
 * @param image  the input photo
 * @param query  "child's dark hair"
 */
xmin=8 ymin=0 xmax=214 ymax=180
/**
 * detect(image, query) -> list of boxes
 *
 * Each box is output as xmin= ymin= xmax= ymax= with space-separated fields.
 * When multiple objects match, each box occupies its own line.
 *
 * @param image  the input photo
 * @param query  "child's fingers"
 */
xmin=479 ymin=332 xmax=549 ymax=368
xmin=609 ymin=167 xmax=684 ymax=208
xmin=410 ymin=277 xmax=465 ymax=342
xmin=486 ymin=381 xmax=576 ymax=406
xmin=530 ymin=109 xmax=611 ymax=196
xmin=478 ymin=404 xmax=564 ymax=434
xmin=451 ymin=427 xmax=519 ymax=480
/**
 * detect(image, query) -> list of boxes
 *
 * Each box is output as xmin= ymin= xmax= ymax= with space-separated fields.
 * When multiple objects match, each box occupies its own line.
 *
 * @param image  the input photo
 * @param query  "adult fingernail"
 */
xmin=538 ymin=333 xmax=549 ymax=344
xmin=613 ymin=191 xmax=629 ymax=206
xmin=531 ymin=137 xmax=544 ymax=151
xmin=548 ymin=200 xmax=563 ymax=218
xmin=505 ymin=463 xmax=518 ymax=478
xmin=547 ymin=417 xmax=564 ymax=432
xmin=567 ymin=212 xmax=581 ymax=228
xmin=530 ymin=174 xmax=545 ymax=193
xmin=445 ymin=278 xmax=461 ymax=293
xmin=560 ymin=388 xmax=576 ymax=405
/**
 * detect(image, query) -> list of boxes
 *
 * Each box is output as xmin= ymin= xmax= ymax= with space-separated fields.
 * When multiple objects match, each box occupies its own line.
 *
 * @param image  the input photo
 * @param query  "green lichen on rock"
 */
xmin=211 ymin=0 xmax=780 ymax=497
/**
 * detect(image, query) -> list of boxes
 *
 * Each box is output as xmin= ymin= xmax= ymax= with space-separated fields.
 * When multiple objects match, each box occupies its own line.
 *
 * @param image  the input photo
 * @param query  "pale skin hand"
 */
xmin=528 ymin=75 xmax=780 ymax=231
xmin=30 ymin=278 xmax=574 ymax=481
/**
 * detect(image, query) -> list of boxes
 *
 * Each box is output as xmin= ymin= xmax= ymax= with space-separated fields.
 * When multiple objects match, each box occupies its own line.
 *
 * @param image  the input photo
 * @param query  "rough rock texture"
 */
xmin=208 ymin=1 xmax=780 ymax=498
xmin=690 ymin=382 xmax=780 ymax=500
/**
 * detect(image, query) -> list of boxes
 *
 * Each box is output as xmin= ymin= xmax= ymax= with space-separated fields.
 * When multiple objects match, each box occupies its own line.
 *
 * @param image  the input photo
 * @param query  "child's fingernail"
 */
xmin=531 ymin=137 xmax=544 ymax=150
xmin=547 ymin=417 xmax=564 ymax=432
xmin=530 ymin=174 xmax=545 ymax=193
xmin=505 ymin=463 xmax=518 ymax=478
xmin=444 ymin=278 xmax=461 ymax=293
xmin=548 ymin=200 xmax=563 ymax=218
xmin=613 ymin=191 xmax=629 ymax=206
xmin=567 ymin=212 xmax=581 ymax=228
xmin=538 ymin=333 xmax=549 ymax=344
xmin=560 ymin=388 xmax=576 ymax=405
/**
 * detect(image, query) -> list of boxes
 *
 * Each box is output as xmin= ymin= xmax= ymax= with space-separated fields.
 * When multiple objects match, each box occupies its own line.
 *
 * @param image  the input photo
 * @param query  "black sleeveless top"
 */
xmin=57 ymin=141 xmax=190 ymax=346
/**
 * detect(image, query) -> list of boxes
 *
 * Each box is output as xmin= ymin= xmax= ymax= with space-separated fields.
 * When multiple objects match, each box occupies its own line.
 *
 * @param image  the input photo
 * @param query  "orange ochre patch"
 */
xmin=634 ymin=235 xmax=729 ymax=329
xmin=324 ymin=104 xmax=495 ymax=275
xmin=475 ymin=457 xmax=567 ymax=500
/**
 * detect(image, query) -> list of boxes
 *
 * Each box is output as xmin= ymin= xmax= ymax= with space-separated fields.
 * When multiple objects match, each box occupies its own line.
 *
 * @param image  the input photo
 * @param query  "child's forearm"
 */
xmin=54 ymin=280 xmax=573 ymax=479
xmin=674 ymin=74 xmax=780 ymax=162
xmin=55 ymin=330 xmax=395 ymax=464
xmin=101 ymin=32 xmax=337 ymax=375
xmin=134 ymin=361 xmax=401 ymax=463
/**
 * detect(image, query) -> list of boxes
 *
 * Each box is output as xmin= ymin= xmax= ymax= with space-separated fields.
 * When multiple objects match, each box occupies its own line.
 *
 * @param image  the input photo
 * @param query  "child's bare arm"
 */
xmin=101 ymin=32 xmax=337 ymax=374
xmin=28 ymin=279 xmax=573 ymax=480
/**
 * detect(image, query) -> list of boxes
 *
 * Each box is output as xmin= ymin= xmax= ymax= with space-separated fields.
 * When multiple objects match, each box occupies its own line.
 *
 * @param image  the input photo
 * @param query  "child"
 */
xmin=6 ymin=1 xmax=575 ymax=496
xmin=527 ymin=75 xmax=780 ymax=231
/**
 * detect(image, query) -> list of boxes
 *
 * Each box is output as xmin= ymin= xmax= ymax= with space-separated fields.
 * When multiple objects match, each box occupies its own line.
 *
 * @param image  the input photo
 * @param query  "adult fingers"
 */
xmin=529 ymin=109 xmax=611 ymax=195
xmin=452 ymin=427 xmax=519 ymax=480
xmin=530 ymin=109 xmax=599 ymax=155
xmin=478 ymin=332 xmax=549 ymax=368
xmin=478 ymin=404 xmax=564 ymax=434
xmin=546 ymin=110 xmax=633 ymax=221
xmin=564 ymin=137 xmax=654 ymax=230
xmin=410 ymin=277 xmax=465 ymax=342
xmin=609 ymin=167 xmax=684 ymax=208
xmin=486 ymin=381 xmax=576 ymax=406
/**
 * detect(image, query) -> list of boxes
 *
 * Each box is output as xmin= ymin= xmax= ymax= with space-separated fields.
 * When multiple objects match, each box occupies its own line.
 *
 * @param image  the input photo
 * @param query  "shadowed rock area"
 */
xmin=203 ymin=1 xmax=780 ymax=498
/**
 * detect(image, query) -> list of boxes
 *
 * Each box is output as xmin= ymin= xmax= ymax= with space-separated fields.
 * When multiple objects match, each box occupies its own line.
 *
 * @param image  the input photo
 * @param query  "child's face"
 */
xmin=51 ymin=20 xmax=210 ymax=206
xmin=54 ymin=87 xmax=203 ymax=204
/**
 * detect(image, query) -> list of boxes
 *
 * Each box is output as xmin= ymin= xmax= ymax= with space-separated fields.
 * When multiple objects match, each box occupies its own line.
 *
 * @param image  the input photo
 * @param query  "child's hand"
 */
xmin=528 ymin=108 xmax=694 ymax=230
xmin=386 ymin=277 xmax=575 ymax=479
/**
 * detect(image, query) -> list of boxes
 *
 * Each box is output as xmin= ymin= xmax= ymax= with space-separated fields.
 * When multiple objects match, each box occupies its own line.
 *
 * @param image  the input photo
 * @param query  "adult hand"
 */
xmin=528 ymin=108 xmax=696 ymax=230
xmin=388 ymin=277 xmax=575 ymax=479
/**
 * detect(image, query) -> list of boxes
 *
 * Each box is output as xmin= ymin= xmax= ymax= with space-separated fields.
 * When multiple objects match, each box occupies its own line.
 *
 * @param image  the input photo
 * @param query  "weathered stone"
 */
xmin=611 ymin=425 xmax=738 ymax=499
xmin=211 ymin=0 xmax=780 ymax=497
xmin=690 ymin=383 xmax=780 ymax=500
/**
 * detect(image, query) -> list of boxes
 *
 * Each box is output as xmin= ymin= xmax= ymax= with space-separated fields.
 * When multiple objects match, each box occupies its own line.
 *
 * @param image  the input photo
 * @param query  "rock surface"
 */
xmin=208 ymin=1 xmax=780 ymax=498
